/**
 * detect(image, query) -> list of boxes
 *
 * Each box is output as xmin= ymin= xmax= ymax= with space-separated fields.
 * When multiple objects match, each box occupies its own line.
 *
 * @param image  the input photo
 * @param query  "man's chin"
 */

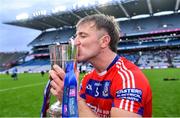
xmin=76 ymin=57 xmax=87 ymax=63
xmin=76 ymin=58 xmax=83 ymax=62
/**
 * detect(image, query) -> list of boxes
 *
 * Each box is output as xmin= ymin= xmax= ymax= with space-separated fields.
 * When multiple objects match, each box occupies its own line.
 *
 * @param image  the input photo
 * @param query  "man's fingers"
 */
xmin=50 ymin=80 xmax=60 ymax=90
xmin=53 ymin=64 xmax=65 ymax=80
xmin=49 ymin=70 xmax=63 ymax=87
xmin=50 ymin=87 xmax=63 ymax=100
xmin=50 ymin=87 xmax=58 ymax=97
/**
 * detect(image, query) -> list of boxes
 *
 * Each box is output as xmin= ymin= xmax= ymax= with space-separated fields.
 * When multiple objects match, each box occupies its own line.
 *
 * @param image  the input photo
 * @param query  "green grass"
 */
xmin=0 ymin=73 xmax=49 ymax=117
xmin=0 ymin=68 xmax=180 ymax=117
xmin=142 ymin=68 xmax=180 ymax=117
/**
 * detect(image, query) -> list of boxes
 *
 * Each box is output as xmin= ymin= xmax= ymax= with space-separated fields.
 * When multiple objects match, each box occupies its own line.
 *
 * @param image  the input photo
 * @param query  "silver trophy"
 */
xmin=46 ymin=41 xmax=77 ymax=117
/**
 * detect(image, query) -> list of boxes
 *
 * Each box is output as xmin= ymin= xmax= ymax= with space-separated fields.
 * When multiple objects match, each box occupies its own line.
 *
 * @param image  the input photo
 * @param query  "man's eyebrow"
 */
xmin=76 ymin=32 xmax=88 ymax=36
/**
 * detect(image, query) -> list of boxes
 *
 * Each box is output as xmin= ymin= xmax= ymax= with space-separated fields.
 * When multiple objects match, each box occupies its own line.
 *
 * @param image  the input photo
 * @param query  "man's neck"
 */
xmin=90 ymin=49 xmax=117 ymax=73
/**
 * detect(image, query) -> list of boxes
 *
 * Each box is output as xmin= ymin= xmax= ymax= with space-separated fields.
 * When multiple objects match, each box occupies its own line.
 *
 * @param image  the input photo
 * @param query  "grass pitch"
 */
xmin=0 ymin=73 xmax=48 ymax=117
xmin=143 ymin=68 xmax=180 ymax=117
xmin=0 ymin=68 xmax=180 ymax=117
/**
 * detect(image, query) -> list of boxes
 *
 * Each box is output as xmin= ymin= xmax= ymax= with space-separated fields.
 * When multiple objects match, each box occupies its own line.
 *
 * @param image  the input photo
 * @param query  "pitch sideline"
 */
xmin=0 ymin=82 xmax=46 ymax=93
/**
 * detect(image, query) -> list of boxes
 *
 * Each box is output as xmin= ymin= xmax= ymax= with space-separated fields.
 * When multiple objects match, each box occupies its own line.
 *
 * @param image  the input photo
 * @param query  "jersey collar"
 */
xmin=96 ymin=55 xmax=120 ymax=76
xmin=106 ymin=54 xmax=120 ymax=71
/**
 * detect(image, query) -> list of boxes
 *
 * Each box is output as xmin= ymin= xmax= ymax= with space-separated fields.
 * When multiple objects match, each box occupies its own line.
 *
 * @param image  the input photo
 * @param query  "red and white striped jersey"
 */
xmin=79 ymin=56 xmax=152 ymax=117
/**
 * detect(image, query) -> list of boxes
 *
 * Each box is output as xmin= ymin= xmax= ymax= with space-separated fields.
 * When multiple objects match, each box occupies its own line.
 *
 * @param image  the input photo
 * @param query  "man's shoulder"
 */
xmin=115 ymin=56 xmax=147 ymax=81
xmin=117 ymin=56 xmax=139 ymax=70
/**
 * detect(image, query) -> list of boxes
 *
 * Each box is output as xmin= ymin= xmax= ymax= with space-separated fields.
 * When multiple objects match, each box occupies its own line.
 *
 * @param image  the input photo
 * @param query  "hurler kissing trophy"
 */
xmin=40 ymin=39 xmax=78 ymax=117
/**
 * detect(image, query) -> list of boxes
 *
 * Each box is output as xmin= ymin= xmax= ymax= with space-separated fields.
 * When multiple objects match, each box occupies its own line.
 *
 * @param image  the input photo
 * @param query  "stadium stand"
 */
xmin=170 ymin=50 xmax=180 ymax=68
xmin=0 ymin=52 xmax=28 ymax=72
xmin=8 ymin=59 xmax=50 ymax=73
xmin=137 ymin=51 xmax=170 ymax=69
xmin=2 ymin=0 xmax=180 ymax=73
xmin=28 ymin=28 xmax=75 ymax=47
xmin=120 ymin=14 xmax=180 ymax=36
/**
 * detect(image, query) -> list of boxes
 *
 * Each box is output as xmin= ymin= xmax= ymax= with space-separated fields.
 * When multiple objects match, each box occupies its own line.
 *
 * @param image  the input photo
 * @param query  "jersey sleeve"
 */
xmin=111 ymin=60 xmax=152 ymax=116
xmin=111 ymin=76 xmax=143 ymax=116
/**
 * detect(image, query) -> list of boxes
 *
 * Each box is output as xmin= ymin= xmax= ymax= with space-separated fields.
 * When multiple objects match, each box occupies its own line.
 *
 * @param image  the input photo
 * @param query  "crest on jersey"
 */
xmin=102 ymin=82 xmax=110 ymax=97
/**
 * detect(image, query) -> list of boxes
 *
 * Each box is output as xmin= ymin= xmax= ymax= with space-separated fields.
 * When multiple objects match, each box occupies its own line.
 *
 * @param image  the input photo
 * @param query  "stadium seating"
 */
xmin=28 ymin=29 xmax=75 ymax=47
xmin=118 ymin=53 xmax=139 ymax=64
xmin=136 ymin=50 xmax=180 ymax=69
xmin=7 ymin=59 xmax=50 ymax=73
xmin=120 ymin=14 xmax=180 ymax=36
xmin=118 ymin=38 xmax=180 ymax=50
xmin=0 ymin=52 xmax=28 ymax=71
xmin=170 ymin=50 xmax=180 ymax=68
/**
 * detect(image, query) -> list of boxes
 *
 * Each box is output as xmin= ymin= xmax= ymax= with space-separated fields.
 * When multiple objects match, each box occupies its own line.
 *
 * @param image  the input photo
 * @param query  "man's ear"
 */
xmin=100 ymin=35 xmax=111 ymax=48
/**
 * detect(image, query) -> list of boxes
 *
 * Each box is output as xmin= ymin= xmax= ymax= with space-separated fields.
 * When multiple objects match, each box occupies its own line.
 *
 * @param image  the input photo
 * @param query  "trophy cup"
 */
xmin=41 ymin=40 xmax=78 ymax=117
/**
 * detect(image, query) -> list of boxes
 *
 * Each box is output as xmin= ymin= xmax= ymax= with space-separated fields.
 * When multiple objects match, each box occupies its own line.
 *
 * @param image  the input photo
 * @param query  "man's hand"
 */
xmin=49 ymin=64 xmax=80 ymax=101
xmin=49 ymin=64 xmax=65 ymax=101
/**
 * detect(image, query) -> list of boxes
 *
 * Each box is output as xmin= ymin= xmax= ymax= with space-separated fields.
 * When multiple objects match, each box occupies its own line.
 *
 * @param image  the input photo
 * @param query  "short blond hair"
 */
xmin=76 ymin=14 xmax=120 ymax=52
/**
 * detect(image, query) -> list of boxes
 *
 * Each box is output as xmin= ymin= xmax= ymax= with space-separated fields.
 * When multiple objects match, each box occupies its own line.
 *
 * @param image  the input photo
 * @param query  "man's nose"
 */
xmin=74 ymin=37 xmax=80 ymax=46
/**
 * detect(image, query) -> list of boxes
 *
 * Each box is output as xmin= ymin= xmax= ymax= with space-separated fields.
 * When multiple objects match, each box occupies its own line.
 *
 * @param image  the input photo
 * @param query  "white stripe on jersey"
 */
xmin=125 ymin=100 xmax=129 ymax=110
xmin=116 ymin=58 xmax=136 ymax=112
xmin=117 ymin=61 xmax=130 ymax=110
xmin=130 ymin=101 xmax=134 ymax=112
xmin=116 ymin=64 xmax=126 ymax=109
xmin=120 ymin=60 xmax=135 ymax=88
xmin=116 ymin=62 xmax=130 ymax=88
xmin=119 ymin=99 xmax=124 ymax=109
xmin=117 ymin=69 xmax=126 ymax=89
xmin=120 ymin=59 xmax=136 ymax=112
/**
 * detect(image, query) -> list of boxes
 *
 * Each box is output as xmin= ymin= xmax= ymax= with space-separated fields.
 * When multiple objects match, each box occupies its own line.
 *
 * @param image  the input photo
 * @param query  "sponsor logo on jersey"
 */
xmin=116 ymin=88 xmax=142 ymax=102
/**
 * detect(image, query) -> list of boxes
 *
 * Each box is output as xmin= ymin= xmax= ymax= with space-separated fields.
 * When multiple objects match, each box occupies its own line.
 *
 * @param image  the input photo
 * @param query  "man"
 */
xmin=49 ymin=14 xmax=152 ymax=117
xmin=41 ymin=70 xmax=45 ymax=77
xmin=12 ymin=67 xmax=18 ymax=80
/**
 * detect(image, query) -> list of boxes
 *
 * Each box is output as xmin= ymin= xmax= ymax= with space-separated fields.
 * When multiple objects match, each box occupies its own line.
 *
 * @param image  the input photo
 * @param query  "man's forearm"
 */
xmin=78 ymin=100 xmax=97 ymax=117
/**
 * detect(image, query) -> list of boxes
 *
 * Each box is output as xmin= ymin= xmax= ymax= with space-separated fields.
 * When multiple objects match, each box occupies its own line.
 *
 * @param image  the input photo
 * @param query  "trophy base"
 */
xmin=47 ymin=101 xmax=62 ymax=117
